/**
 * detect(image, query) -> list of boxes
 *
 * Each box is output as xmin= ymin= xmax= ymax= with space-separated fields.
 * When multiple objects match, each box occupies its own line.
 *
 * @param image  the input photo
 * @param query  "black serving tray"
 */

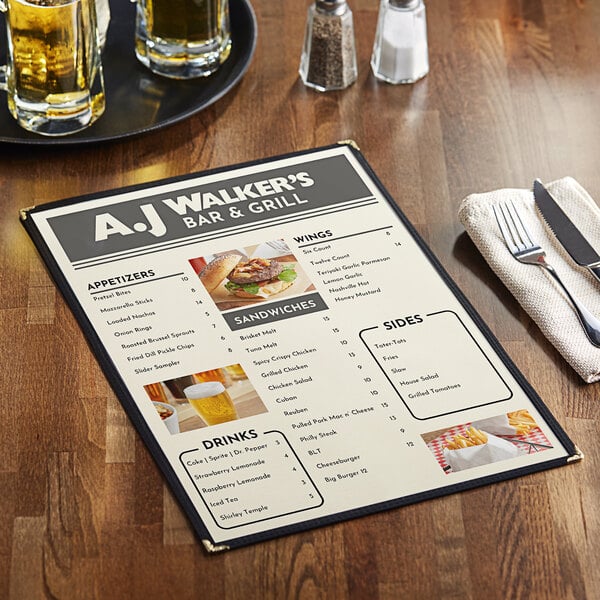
xmin=0 ymin=0 xmax=257 ymax=145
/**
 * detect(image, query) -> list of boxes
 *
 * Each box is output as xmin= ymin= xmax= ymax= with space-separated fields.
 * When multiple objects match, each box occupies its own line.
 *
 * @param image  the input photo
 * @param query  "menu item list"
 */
xmin=22 ymin=144 xmax=579 ymax=550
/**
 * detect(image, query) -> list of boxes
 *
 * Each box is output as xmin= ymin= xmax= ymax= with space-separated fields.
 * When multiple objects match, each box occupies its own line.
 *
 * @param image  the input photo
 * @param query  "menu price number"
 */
xmin=378 ymin=399 xmax=403 ymax=426
xmin=325 ymin=314 xmax=408 ymax=428
xmin=374 ymin=403 xmax=416 ymax=447
xmin=392 ymin=425 xmax=416 ymax=448
xmin=323 ymin=314 xmax=368 ymax=376
xmin=201 ymin=308 xmax=228 ymax=345
xmin=324 ymin=464 xmax=370 ymax=484
xmin=274 ymin=442 xmax=317 ymax=502
xmin=180 ymin=274 xmax=205 ymax=306
xmin=363 ymin=376 xmax=379 ymax=397
xmin=384 ymin=229 xmax=402 ymax=248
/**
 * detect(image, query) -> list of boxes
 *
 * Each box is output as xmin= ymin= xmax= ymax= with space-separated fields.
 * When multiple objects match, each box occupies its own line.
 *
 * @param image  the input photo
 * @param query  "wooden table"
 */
xmin=2 ymin=1 xmax=599 ymax=598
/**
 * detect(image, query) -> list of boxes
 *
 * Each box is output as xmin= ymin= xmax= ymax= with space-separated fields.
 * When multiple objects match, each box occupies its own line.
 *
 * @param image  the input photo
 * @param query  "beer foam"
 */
xmin=184 ymin=382 xmax=225 ymax=399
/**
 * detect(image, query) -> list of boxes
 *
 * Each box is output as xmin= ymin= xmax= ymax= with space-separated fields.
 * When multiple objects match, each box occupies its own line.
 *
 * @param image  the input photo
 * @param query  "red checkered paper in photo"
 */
xmin=426 ymin=422 xmax=553 ymax=474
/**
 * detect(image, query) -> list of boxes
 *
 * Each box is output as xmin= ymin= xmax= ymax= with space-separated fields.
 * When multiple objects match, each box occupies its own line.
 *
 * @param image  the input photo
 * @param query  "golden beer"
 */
xmin=194 ymin=368 xmax=228 ymax=385
xmin=135 ymin=0 xmax=231 ymax=78
xmin=3 ymin=0 xmax=105 ymax=135
xmin=224 ymin=363 xmax=246 ymax=381
xmin=184 ymin=382 xmax=238 ymax=426
xmin=144 ymin=382 xmax=168 ymax=403
xmin=148 ymin=0 xmax=222 ymax=41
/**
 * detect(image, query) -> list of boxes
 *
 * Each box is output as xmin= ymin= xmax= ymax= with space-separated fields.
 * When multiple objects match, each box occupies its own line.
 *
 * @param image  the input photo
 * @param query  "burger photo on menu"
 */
xmin=190 ymin=240 xmax=315 ymax=311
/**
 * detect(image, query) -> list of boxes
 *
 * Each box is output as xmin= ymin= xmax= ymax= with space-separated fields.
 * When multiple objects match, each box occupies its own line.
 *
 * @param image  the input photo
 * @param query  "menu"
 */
xmin=21 ymin=143 xmax=580 ymax=551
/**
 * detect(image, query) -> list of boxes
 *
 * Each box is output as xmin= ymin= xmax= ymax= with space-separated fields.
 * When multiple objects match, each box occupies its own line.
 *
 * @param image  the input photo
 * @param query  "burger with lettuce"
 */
xmin=200 ymin=254 xmax=297 ymax=299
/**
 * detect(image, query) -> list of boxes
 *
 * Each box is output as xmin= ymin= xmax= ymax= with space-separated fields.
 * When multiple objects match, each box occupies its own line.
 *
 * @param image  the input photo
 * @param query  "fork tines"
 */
xmin=492 ymin=200 xmax=534 ymax=254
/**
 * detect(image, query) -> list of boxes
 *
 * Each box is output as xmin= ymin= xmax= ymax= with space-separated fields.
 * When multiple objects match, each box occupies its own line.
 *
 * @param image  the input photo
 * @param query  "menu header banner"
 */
xmin=47 ymin=155 xmax=372 ymax=263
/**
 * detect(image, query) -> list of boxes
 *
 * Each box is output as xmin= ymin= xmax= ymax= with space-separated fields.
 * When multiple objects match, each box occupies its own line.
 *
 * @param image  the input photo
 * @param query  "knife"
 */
xmin=533 ymin=179 xmax=600 ymax=283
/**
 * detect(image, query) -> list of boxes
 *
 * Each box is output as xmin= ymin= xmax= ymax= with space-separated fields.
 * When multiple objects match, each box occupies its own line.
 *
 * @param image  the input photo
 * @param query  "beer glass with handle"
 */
xmin=134 ymin=0 xmax=232 ymax=79
xmin=0 ymin=0 xmax=105 ymax=136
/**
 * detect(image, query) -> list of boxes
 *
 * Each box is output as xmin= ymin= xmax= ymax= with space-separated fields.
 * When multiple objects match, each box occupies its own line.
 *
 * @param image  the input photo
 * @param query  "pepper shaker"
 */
xmin=371 ymin=0 xmax=429 ymax=84
xmin=299 ymin=0 xmax=358 ymax=92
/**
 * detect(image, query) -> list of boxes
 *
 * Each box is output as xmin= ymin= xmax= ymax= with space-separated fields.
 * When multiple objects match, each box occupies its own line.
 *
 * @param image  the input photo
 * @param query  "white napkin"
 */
xmin=471 ymin=414 xmax=517 ymax=436
xmin=443 ymin=434 xmax=522 ymax=473
xmin=458 ymin=177 xmax=600 ymax=383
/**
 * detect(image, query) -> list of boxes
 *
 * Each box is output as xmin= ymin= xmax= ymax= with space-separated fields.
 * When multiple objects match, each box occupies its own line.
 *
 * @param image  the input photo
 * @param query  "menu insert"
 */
xmin=22 ymin=144 xmax=579 ymax=551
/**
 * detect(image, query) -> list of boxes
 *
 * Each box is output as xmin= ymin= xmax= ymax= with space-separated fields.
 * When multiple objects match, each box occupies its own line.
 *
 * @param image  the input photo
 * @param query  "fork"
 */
xmin=493 ymin=200 xmax=600 ymax=347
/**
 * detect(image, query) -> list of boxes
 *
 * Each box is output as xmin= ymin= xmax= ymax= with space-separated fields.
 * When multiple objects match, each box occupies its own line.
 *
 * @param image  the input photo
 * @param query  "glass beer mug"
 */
xmin=184 ymin=382 xmax=238 ymax=426
xmin=134 ymin=0 xmax=232 ymax=79
xmin=0 ymin=0 xmax=105 ymax=136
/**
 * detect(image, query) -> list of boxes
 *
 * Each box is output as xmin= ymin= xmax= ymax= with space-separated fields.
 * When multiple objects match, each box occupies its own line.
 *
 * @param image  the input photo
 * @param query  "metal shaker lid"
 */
xmin=315 ymin=0 xmax=349 ymax=16
xmin=390 ymin=0 xmax=421 ymax=9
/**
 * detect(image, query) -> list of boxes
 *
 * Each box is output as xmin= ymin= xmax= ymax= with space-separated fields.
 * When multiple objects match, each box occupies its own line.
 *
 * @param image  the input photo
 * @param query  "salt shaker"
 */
xmin=299 ymin=0 xmax=358 ymax=92
xmin=371 ymin=0 xmax=429 ymax=84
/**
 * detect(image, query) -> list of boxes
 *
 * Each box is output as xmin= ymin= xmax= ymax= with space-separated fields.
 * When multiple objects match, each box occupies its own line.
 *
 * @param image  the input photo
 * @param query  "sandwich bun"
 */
xmin=230 ymin=278 xmax=294 ymax=299
xmin=199 ymin=254 xmax=243 ymax=292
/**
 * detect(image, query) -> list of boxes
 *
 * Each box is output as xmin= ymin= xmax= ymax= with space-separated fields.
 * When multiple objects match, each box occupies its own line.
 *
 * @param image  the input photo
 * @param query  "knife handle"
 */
xmin=587 ymin=264 xmax=600 ymax=284
xmin=545 ymin=265 xmax=600 ymax=347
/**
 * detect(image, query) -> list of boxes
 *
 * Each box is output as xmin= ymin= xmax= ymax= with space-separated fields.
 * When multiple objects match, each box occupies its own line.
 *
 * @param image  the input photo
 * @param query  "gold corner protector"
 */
xmin=20 ymin=206 xmax=35 ymax=221
xmin=202 ymin=539 xmax=230 ymax=553
xmin=567 ymin=446 xmax=584 ymax=463
xmin=337 ymin=139 xmax=360 ymax=151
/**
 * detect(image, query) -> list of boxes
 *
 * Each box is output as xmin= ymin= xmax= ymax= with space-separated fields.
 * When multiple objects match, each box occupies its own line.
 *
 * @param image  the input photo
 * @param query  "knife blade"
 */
xmin=533 ymin=179 xmax=600 ymax=283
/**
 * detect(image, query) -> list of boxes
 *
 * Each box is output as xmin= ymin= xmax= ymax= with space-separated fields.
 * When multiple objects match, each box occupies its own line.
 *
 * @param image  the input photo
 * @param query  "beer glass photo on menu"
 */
xmin=143 ymin=366 xmax=268 ymax=434
xmin=184 ymin=382 xmax=238 ymax=426
xmin=0 ymin=0 xmax=105 ymax=136
xmin=134 ymin=0 xmax=232 ymax=79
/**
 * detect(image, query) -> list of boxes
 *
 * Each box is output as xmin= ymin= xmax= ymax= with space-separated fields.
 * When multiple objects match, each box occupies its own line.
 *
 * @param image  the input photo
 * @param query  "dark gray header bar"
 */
xmin=47 ymin=154 xmax=372 ymax=263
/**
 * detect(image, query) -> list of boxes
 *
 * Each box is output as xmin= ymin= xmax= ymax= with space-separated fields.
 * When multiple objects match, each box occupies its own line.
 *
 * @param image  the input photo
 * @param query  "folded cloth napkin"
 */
xmin=459 ymin=177 xmax=600 ymax=383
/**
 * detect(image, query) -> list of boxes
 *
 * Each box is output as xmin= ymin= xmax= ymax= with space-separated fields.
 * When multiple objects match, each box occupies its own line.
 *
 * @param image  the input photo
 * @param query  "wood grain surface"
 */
xmin=1 ymin=0 xmax=599 ymax=598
